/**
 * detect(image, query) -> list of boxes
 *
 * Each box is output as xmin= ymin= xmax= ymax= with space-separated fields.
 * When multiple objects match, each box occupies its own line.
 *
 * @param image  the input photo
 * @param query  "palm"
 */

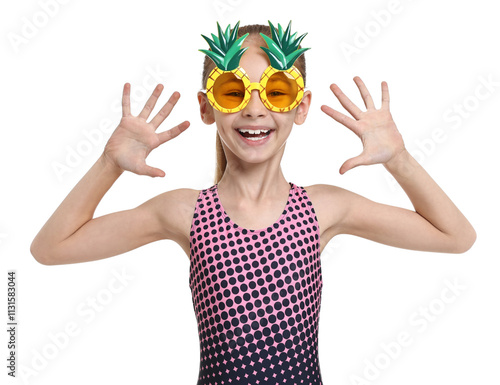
xmin=105 ymin=116 xmax=162 ymax=175
xmin=321 ymin=76 xmax=405 ymax=174
xmin=103 ymin=83 xmax=190 ymax=178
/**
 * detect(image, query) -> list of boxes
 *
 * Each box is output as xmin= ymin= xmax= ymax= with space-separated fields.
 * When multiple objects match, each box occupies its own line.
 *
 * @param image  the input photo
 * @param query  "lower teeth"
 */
xmin=245 ymin=134 xmax=269 ymax=141
xmin=239 ymin=131 xmax=270 ymax=141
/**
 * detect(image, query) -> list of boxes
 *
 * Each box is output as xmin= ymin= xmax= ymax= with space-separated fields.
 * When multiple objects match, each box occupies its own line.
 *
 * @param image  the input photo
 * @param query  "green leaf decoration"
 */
xmin=260 ymin=34 xmax=286 ymax=65
xmin=269 ymin=21 xmax=281 ymax=49
xmin=226 ymin=48 xmax=248 ymax=70
xmin=199 ymin=49 xmax=224 ymax=68
xmin=260 ymin=47 xmax=285 ymax=70
xmin=211 ymin=33 xmax=219 ymax=46
xmin=288 ymin=33 xmax=307 ymax=53
xmin=285 ymin=48 xmax=310 ymax=69
xmin=201 ymin=34 xmax=224 ymax=57
xmin=199 ymin=21 xmax=249 ymax=71
xmin=259 ymin=21 xmax=311 ymax=70
xmin=217 ymin=22 xmax=227 ymax=51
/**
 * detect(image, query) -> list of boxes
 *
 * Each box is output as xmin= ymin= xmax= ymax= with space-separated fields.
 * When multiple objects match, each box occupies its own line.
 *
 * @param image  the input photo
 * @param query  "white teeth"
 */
xmin=237 ymin=129 xmax=270 ymax=134
xmin=245 ymin=136 xmax=269 ymax=141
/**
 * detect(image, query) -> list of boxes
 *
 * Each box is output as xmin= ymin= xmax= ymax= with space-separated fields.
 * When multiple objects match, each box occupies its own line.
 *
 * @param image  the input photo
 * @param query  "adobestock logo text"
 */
xmin=8 ymin=0 xmax=72 ymax=54
xmin=50 ymin=64 xmax=169 ymax=183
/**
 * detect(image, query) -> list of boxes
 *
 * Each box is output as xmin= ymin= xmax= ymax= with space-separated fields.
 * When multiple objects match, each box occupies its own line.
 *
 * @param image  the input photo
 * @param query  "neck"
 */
xmin=218 ymin=155 xmax=289 ymax=202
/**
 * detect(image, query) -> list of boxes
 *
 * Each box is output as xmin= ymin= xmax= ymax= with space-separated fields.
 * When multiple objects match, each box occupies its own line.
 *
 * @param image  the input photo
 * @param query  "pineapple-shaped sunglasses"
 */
xmin=200 ymin=21 xmax=310 ymax=113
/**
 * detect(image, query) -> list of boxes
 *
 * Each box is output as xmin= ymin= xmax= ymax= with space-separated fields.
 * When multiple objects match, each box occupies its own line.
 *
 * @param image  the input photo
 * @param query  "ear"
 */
xmin=294 ymin=90 xmax=312 ymax=125
xmin=198 ymin=91 xmax=215 ymax=125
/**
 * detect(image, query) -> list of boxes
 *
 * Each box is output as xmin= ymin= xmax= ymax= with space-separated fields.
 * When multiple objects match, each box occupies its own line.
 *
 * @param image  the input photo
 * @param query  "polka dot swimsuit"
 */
xmin=189 ymin=182 xmax=323 ymax=385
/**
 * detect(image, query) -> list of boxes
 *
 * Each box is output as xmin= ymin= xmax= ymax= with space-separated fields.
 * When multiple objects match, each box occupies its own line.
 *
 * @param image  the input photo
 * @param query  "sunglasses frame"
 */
xmin=204 ymin=65 xmax=305 ymax=113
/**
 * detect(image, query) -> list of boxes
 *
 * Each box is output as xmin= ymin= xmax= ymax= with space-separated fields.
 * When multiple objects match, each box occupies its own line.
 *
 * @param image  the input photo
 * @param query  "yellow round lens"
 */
xmin=213 ymin=72 xmax=246 ymax=109
xmin=265 ymin=72 xmax=298 ymax=109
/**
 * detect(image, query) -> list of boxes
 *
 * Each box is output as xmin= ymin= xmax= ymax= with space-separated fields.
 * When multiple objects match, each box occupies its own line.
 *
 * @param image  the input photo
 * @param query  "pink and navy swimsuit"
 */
xmin=189 ymin=182 xmax=324 ymax=384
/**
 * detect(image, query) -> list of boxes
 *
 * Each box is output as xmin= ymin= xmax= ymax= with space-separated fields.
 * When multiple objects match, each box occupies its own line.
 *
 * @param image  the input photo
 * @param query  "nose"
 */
xmin=242 ymin=89 xmax=267 ymax=118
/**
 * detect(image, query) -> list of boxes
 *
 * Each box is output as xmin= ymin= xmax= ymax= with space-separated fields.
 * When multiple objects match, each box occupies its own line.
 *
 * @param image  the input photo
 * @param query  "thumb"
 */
xmin=339 ymin=153 xmax=371 ymax=175
xmin=137 ymin=161 xmax=165 ymax=178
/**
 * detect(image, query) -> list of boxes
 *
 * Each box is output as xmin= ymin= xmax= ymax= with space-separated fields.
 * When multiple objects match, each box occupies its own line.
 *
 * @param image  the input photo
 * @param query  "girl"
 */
xmin=30 ymin=21 xmax=476 ymax=385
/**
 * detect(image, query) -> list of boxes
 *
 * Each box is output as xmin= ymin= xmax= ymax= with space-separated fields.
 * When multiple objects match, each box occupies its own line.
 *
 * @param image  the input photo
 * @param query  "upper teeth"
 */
xmin=238 ymin=129 xmax=270 ymax=134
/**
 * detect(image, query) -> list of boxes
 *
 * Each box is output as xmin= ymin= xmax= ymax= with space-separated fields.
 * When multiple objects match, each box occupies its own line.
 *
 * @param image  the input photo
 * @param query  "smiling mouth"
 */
xmin=236 ymin=128 xmax=274 ymax=140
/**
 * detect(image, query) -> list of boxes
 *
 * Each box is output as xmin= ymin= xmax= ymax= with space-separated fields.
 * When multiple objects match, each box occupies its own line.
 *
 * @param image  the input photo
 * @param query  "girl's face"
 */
xmin=198 ymin=37 xmax=312 ymax=165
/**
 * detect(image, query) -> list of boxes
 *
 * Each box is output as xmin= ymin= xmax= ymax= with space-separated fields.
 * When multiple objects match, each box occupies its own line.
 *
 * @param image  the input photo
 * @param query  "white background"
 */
xmin=1 ymin=0 xmax=499 ymax=384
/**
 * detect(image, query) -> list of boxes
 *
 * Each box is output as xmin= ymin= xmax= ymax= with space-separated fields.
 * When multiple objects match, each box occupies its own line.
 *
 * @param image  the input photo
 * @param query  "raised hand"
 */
xmin=321 ymin=76 xmax=406 ymax=175
xmin=103 ymin=83 xmax=190 ymax=178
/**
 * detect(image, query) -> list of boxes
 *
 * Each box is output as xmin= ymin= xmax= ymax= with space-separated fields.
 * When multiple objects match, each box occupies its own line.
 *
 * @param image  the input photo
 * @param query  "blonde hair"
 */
xmin=200 ymin=24 xmax=308 ymax=185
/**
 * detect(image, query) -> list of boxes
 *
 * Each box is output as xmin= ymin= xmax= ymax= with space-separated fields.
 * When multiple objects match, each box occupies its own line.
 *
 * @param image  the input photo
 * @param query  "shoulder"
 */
xmin=300 ymin=183 xmax=356 ymax=237
xmin=159 ymin=187 xmax=201 ymax=204
xmin=301 ymin=183 xmax=352 ymax=206
xmin=153 ymin=187 xmax=201 ymax=212
xmin=144 ymin=187 xmax=202 ymax=242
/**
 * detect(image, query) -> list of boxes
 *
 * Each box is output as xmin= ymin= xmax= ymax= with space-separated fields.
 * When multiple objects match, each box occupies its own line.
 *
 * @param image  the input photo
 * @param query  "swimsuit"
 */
xmin=189 ymin=182 xmax=323 ymax=384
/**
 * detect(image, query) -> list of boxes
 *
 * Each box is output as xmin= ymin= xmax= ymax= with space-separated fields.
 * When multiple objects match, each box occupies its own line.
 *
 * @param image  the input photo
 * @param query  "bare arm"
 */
xmin=30 ymin=83 xmax=190 ymax=265
xmin=381 ymin=149 xmax=475 ymax=252
xmin=320 ymin=77 xmax=476 ymax=253
xmin=33 ymin=181 xmax=193 ymax=265
xmin=30 ymin=154 xmax=121 ymax=264
xmin=319 ymin=151 xmax=476 ymax=253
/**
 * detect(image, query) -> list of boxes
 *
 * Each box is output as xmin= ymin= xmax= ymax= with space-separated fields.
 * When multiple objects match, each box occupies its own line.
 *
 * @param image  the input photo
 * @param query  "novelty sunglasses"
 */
xmin=200 ymin=21 xmax=310 ymax=114
xmin=203 ymin=65 xmax=304 ymax=113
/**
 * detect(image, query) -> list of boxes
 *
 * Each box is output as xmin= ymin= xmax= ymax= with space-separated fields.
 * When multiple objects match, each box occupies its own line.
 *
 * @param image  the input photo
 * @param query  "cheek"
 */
xmin=273 ymin=111 xmax=296 ymax=129
xmin=214 ymin=113 xmax=238 ymax=134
